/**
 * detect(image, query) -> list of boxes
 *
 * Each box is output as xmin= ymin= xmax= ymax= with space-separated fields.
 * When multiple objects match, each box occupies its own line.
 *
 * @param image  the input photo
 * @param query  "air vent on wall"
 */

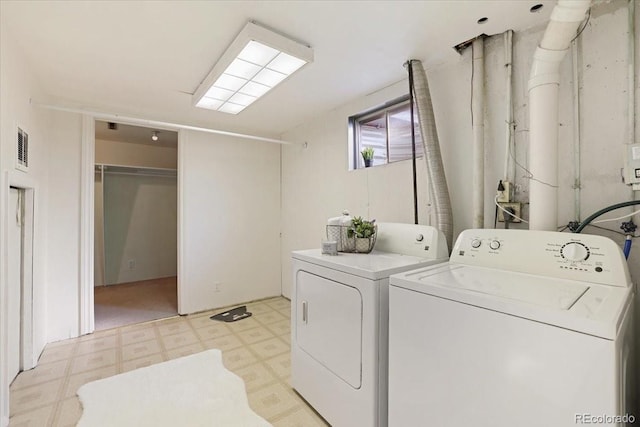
xmin=16 ymin=126 xmax=29 ymax=172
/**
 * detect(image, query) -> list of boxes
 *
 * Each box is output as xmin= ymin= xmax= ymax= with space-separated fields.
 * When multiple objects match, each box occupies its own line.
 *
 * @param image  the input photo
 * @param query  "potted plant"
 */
xmin=361 ymin=147 xmax=375 ymax=168
xmin=348 ymin=216 xmax=377 ymax=252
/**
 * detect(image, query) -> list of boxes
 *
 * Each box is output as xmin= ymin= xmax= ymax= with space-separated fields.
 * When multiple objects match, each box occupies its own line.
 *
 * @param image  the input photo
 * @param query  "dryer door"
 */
xmin=296 ymin=271 xmax=362 ymax=388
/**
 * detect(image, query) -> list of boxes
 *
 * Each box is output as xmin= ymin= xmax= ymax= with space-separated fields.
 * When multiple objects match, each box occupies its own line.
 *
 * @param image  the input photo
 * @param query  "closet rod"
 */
xmin=95 ymin=163 xmax=177 ymax=178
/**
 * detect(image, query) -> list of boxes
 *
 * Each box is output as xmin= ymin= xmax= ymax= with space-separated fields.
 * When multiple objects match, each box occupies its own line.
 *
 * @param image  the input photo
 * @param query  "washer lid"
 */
xmin=422 ymin=265 xmax=589 ymax=310
xmin=292 ymin=249 xmax=445 ymax=280
xmin=391 ymin=264 xmax=632 ymax=340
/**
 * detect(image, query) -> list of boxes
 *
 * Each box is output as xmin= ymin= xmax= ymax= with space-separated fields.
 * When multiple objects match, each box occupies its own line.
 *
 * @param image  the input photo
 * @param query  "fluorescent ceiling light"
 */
xmin=193 ymin=21 xmax=313 ymax=115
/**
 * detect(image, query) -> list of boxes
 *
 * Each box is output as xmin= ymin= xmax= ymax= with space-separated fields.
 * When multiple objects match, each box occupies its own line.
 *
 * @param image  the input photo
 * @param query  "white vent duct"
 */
xmin=409 ymin=60 xmax=453 ymax=251
xmin=528 ymin=0 xmax=591 ymax=230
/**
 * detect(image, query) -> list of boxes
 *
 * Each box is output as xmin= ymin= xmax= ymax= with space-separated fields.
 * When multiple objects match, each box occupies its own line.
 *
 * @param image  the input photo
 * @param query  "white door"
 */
xmin=8 ymin=187 xmax=23 ymax=382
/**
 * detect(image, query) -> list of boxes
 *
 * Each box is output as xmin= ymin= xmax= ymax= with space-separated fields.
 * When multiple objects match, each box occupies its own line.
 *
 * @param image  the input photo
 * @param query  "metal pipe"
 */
xmin=503 ymin=30 xmax=514 ymax=183
xmin=629 ymin=0 xmax=638 ymax=203
xmin=629 ymin=0 xmax=635 ymax=150
xmin=472 ymin=37 xmax=485 ymax=229
xmin=408 ymin=62 xmax=419 ymax=224
xmin=572 ymin=38 xmax=582 ymax=222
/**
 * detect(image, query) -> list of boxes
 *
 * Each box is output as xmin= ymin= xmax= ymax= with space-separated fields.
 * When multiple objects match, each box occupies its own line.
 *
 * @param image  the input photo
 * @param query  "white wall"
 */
xmin=0 ymin=4 xmax=637 ymax=424
xmin=280 ymin=79 xmax=450 ymax=298
xmin=280 ymin=52 xmax=475 ymax=298
xmin=95 ymin=138 xmax=177 ymax=169
xmin=0 ymin=20 xmax=51 ymax=426
xmin=281 ymin=0 xmax=640 ymax=398
xmin=179 ymin=130 xmax=281 ymax=314
xmin=45 ymin=110 xmax=82 ymax=341
xmin=281 ymin=1 xmax=640 ymax=296
xmin=103 ymin=173 xmax=177 ymax=284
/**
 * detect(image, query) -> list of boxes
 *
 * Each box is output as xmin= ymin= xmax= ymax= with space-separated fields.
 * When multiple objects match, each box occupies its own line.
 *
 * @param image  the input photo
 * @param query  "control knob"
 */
xmin=416 ymin=234 xmax=424 ymax=242
xmin=560 ymin=242 xmax=590 ymax=262
xmin=489 ymin=240 xmax=501 ymax=250
xmin=471 ymin=239 xmax=482 ymax=248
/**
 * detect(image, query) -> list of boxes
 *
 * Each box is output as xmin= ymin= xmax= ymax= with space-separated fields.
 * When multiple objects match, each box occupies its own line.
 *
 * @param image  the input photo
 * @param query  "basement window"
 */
xmin=349 ymin=96 xmax=423 ymax=169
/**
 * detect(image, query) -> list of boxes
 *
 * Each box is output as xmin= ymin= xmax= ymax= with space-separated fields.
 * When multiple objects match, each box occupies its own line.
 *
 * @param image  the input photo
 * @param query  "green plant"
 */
xmin=361 ymin=147 xmax=375 ymax=161
xmin=348 ymin=216 xmax=377 ymax=238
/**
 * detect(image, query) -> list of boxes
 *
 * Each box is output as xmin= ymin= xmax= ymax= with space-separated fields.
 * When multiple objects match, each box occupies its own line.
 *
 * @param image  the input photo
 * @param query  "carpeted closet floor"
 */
xmin=94 ymin=276 xmax=178 ymax=331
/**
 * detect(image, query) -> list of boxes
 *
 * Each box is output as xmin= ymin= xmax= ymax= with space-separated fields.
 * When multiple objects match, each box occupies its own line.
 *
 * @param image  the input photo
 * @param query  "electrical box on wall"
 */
xmin=498 ymin=202 xmax=522 ymax=223
xmin=16 ymin=126 xmax=29 ymax=172
xmin=624 ymin=143 xmax=640 ymax=190
xmin=496 ymin=181 xmax=512 ymax=203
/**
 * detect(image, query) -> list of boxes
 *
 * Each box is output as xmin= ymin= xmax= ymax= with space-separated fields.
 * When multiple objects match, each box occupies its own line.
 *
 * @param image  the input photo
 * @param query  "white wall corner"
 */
xmin=79 ymin=115 xmax=95 ymax=335
xmin=0 ymin=171 xmax=9 ymax=427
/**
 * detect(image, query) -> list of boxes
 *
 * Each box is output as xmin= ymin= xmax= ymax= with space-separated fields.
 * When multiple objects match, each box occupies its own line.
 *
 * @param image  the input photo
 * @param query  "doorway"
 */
xmin=6 ymin=179 xmax=35 ymax=385
xmin=93 ymin=121 xmax=179 ymax=330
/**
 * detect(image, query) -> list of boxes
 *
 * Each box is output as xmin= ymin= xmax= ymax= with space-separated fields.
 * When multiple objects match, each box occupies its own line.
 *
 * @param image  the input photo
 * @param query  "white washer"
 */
xmin=291 ymin=223 xmax=448 ymax=427
xmin=389 ymin=229 xmax=636 ymax=427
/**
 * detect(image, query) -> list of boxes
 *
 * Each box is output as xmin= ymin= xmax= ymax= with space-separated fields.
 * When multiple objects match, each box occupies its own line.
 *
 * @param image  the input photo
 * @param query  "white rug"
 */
xmin=77 ymin=349 xmax=272 ymax=427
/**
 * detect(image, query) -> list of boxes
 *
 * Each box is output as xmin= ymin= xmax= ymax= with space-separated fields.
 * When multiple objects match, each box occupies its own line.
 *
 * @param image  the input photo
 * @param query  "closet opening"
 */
xmin=94 ymin=121 xmax=178 ymax=330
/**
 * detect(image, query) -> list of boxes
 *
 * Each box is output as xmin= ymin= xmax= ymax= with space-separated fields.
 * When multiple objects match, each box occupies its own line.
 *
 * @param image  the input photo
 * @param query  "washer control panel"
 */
xmin=451 ymin=229 xmax=630 ymax=287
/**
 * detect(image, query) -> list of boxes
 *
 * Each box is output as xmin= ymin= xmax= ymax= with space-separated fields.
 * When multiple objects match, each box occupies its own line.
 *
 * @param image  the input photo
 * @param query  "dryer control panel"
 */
xmin=375 ymin=223 xmax=449 ymax=259
xmin=451 ymin=229 xmax=631 ymax=287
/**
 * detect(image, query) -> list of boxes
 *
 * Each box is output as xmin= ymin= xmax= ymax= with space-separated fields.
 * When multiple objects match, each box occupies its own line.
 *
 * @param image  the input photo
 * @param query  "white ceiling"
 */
xmin=1 ymin=1 xmax=556 ymax=139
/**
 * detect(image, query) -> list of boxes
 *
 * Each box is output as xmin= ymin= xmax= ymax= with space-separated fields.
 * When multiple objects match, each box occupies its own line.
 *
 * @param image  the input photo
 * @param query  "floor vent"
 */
xmin=17 ymin=126 xmax=29 ymax=172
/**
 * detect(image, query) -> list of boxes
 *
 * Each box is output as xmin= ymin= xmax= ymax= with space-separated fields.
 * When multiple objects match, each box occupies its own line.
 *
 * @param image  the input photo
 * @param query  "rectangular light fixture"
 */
xmin=193 ymin=21 xmax=313 ymax=115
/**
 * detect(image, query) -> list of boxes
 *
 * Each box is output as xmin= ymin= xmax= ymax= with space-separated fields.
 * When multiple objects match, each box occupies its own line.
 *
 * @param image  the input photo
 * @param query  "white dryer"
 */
xmin=388 ymin=229 xmax=636 ymax=427
xmin=291 ymin=223 xmax=448 ymax=427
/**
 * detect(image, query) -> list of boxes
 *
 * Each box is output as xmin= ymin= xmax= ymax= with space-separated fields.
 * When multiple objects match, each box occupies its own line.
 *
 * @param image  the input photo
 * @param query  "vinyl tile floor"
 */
xmin=9 ymin=297 xmax=328 ymax=427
